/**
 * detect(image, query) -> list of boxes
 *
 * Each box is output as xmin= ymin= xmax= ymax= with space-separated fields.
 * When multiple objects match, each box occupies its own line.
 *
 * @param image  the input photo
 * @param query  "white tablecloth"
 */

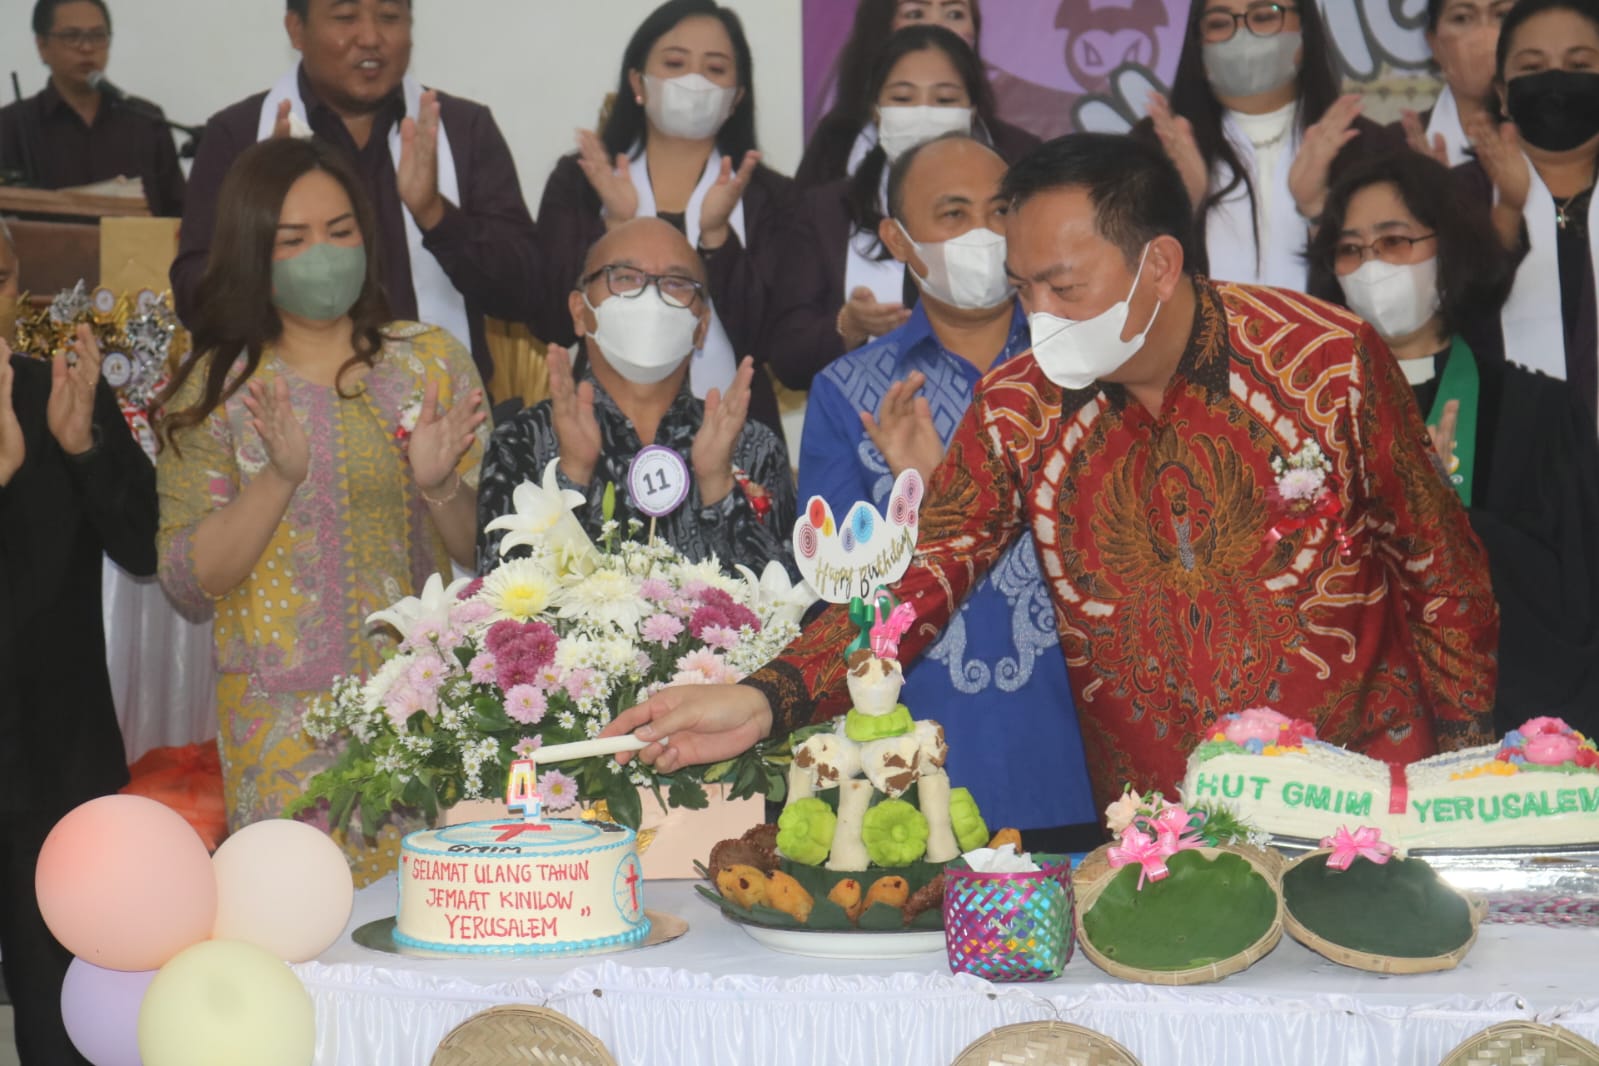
xmin=102 ymin=558 xmax=216 ymax=761
xmin=294 ymin=879 xmax=1599 ymax=1066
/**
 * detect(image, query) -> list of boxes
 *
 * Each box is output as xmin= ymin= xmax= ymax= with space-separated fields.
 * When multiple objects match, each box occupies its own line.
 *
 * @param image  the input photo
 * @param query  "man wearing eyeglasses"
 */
xmin=0 ymin=0 xmax=186 ymax=216
xmin=475 ymin=217 xmax=797 ymax=580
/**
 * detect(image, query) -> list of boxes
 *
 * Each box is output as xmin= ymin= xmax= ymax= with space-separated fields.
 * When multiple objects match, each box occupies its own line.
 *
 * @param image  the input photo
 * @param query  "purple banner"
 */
xmin=803 ymin=1 xmax=1435 ymax=141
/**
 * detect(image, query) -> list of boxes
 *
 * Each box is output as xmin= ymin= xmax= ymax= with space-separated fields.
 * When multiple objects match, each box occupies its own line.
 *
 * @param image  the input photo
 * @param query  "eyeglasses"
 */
xmin=46 ymin=29 xmax=112 ymax=49
xmin=1198 ymin=3 xmax=1298 ymax=44
xmin=579 ymin=264 xmax=705 ymax=309
xmin=1330 ymin=233 xmax=1437 ymax=273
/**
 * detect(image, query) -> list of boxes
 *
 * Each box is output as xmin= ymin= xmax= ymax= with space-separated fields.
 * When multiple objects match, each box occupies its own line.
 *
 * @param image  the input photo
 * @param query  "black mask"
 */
xmin=1506 ymin=69 xmax=1599 ymax=152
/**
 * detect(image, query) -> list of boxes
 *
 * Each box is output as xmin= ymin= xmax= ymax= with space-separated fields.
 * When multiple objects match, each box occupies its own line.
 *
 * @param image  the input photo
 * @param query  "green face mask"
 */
xmin=270 ymin=242 xmax=367 ymax=321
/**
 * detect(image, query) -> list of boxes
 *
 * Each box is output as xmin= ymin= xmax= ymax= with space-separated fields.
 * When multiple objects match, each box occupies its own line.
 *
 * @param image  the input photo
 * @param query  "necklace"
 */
xmin=1557 ymin=187 xmax=1593 ymax=231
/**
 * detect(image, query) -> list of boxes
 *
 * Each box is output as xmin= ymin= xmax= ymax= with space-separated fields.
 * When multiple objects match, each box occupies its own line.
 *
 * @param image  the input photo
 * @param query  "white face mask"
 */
xmin=643 ymin=73 xmax=737 ymax=141
xmin=895 ymin=221 xmax=1014 ymax=310
xmin=876 ymin=105 xmax=973 ymax=162
xmin=583 ymin=290 xmax=700 ymax=384
xmin=1202 ymin=30 xmax=1302 ymax=99
xmin=1339 ymin=256 xmax=1441 ymax=343
xmin=1028 ymin=244 xmax=1162 ymax=391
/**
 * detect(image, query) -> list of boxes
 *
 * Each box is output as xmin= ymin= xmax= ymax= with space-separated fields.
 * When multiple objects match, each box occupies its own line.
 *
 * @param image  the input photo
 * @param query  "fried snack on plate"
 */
xmin=766 ymin=870 xmax=815 ymax=923
xmin=715 ymin=864 xmax=769 ymax=909
xmin=827 ymin=878 xmax=865 ymax=923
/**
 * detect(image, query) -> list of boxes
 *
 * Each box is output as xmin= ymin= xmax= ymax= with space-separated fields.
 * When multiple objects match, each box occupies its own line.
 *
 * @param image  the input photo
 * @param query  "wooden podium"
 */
xmin=0 ymin=183 xmax=156 ymax=299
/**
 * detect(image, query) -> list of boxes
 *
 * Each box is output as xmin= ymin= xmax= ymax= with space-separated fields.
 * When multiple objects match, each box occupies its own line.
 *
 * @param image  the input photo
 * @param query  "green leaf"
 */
xmin=701 ymin=758 xmax=736 ymax=784
xmin=603 ymin=775 xmax=643 ymax=829
xmin=359 ymin=798 xmax=381 ymax=843
xmin=473 ymin=696 xmax=511 ymax=732
xmin=602 ymin=481 xmax=617 ymax=523
xmin=668 ymin=777 xmax=709 ymax=811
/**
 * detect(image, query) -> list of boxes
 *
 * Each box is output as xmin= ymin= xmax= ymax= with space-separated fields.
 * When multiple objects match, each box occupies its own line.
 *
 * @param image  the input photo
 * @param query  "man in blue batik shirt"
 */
xmin=797 ymin=134 xmax=1100 ymax=851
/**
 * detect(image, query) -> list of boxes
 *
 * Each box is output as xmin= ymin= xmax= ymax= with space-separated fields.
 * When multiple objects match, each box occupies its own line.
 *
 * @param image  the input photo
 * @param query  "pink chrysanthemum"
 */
xmin=513 ymin=736 xmax=543 ymax=758
xmin=406 ymin=652 xmax=448 ymax=693
xmin=467 ymin=652 xmax=498 ymax=685
xmin=563 ymin=667 xmax=600 ymax=701
xmin=641 ymin=613 xmax=685 ymax=646
xmin=538 ymin=769 xmax=580 ymax=811
xmin=504 ymin=684 xmax=547 ymax=725
xmin=638 ymin=578 xmax=674 ymax=601
xmin=700 ymin=624 xmax=741 ymax=651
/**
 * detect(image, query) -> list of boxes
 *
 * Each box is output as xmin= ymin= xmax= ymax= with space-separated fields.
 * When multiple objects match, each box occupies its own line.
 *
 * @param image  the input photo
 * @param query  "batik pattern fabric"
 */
xmin=799 ymin=303 xmax=1095 ymax=830
xmin=157 ymin=323 xmax=489 ymax=886
xmin=476 ymin=355 xmax=797 ymax=579
xmin=747 ymin=280 xmax=1498 ymax=808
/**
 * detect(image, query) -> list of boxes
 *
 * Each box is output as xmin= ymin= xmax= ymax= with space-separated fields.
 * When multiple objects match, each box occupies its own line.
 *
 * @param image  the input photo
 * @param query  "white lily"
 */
xmin=735 ymin=561 xmax=819 ymax=629
xmin=484 ymin=458 xmax=596 ymax=565
xmin=365 ymin=572 xmax=472 ymax=642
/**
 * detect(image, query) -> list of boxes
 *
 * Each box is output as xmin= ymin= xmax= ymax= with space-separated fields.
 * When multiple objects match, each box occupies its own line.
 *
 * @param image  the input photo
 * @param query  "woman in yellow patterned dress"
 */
xmin=156 ymin=139 xmax=489 ymax=886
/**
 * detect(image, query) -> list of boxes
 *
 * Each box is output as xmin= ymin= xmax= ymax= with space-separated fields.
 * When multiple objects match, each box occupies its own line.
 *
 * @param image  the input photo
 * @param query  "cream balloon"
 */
xmin=211 ymin=819 xmax=354 ymax=962
xmin=138 ymin=940 xmax=315 ymax=1066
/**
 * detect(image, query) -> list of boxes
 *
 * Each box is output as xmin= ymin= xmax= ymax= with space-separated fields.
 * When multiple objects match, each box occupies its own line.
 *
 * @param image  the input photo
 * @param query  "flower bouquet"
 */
xmin=288 ymin=460 xmax=817 ymax=838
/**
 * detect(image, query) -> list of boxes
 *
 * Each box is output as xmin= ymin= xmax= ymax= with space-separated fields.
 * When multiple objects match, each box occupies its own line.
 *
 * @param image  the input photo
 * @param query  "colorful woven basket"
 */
xmin=942 ymin=854 xmax=1074 ymax=982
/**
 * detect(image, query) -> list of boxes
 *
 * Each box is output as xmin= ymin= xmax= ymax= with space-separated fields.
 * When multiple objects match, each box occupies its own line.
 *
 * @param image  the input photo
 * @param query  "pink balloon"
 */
xmin=36 ymin=795 xmax=217 ymax=971
xmin=61 ymin=958 xmax=156 ymax=1066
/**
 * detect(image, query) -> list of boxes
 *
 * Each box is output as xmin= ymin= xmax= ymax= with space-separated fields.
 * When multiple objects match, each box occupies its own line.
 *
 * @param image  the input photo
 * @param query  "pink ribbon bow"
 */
xmin=869 ymin=601 xmax=917 ymax=660
xmin=1107 ymin=827 xmax=1170 ymax=890
xmin=1319 ymin=826 xmax=1394 ymax=871
xmin=1148 ymin=806 xmax=1205 ymax=858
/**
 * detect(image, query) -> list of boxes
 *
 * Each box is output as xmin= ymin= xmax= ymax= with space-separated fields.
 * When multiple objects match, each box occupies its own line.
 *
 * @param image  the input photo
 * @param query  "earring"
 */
xmin=635 ymin=96 xmax=644 ymax=105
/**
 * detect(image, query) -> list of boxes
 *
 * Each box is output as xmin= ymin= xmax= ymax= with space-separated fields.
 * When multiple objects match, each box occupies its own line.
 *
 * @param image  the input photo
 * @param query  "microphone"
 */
xmin=87 ymin=70 xmax=136 ymax=106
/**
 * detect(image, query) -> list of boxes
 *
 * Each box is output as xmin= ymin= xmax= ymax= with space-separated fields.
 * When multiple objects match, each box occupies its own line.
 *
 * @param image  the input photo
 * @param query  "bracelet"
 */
xmin=419 ymin=473 xmax=463 ymax=507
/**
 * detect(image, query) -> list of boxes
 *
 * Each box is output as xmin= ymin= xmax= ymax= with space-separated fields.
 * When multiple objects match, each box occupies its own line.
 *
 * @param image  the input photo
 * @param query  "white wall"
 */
xmin=0 ymin=0 xmax=806 ymax=211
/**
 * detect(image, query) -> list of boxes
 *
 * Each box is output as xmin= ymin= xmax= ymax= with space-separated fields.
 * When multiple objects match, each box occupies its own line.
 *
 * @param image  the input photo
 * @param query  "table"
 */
xmin=293 ymin=879 xmax=1599 ymax=1066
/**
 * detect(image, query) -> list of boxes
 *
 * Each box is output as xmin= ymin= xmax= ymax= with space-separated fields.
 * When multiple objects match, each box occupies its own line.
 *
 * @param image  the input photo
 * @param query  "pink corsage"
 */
xmin=394 ymin=388 xmax=425 ymax=454
xmin=1148 ymin=806 xmax=1205 ymax=858
xmin=1268 ymin=440 xmax=1350 ymax=557
xmin=1320 ymin=826 xmax=1394 ymax=871
xmin=1107 ymin=827 xmax=1171 ymax=890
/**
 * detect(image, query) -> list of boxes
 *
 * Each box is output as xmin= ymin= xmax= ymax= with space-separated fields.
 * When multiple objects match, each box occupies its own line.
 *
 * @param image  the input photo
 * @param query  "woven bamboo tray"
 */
xmin=430 ymin=1004 xmax=616 ymax=1066
xmin=952 ymin=1020 xmax=1143 ymax=1066
xmin=1072 ymin=843 xmax=1284 ymax=986
xmin=1280 ymin=849 xmax=1488 ymax=974
xmin=1439 ymin=1021 xmax=1599 ymax=1066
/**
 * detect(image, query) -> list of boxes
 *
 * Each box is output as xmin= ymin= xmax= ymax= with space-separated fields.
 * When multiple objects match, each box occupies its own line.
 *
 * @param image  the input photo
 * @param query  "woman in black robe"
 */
xmin=1309 ymin=149 xmax=1599 ymax=737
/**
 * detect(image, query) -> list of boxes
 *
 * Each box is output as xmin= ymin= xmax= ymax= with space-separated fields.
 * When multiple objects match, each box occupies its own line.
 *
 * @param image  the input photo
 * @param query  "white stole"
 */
xmin=256 ymin=68 xmax=472 ymax=351
xmin=1500 ymin=157 xmax=1599 ymax=388
xmin=1206 ymin=109 xmax=1305 ymax=289
xmin=841 ymin=165 xmax=906 ymax=328
xmin=845 ymin=124 xmax=878 ymax=179
xmin=632 ymin=146 xmax=741 ymax=398
xmin=1424 ymin=86 xmax=1471 ymax=168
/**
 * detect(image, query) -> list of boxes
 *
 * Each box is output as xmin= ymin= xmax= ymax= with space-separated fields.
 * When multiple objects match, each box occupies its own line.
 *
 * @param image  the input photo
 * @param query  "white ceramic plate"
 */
xmin=736 ymin=920 xmax=945 ymax=960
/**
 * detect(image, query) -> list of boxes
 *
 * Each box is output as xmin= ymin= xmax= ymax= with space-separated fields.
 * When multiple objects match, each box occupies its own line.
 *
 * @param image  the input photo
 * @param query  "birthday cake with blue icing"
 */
xmin=395 ymin=818 xmax=649 ymax=955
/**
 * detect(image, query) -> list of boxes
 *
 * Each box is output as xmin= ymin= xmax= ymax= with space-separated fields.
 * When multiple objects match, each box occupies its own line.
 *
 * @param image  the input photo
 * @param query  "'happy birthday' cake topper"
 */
xmin=792 ymin=469 xmax=923 ymax=605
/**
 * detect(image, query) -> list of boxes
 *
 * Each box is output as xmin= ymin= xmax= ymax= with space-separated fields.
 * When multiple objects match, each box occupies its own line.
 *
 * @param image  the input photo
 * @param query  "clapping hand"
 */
xmin=861 ymin=371 xmax=944 ymax=483
xmin=1148 ymin=92 xmax=1209 ymax=215
xmin=1400 ymin=109 xmax=1451 ymax=166
xmin=1289 ymin=94 xmax=1364 ymax=221
xmin=692 ymin=356 xmax=754 ymax=506
xmin=47 ymin=323 xmax=102 ymax=456
xmin=549 ymin=345 xmax=602 ymax=488
xmin=270 ymin=98 xmax=294 ymax=139
xmin=408 ymin=378 xmax=486 ymax=498
xmin=1466 ymin=113 xmax=1530 ymax=212
xmin=0 ymin=340 xmax=22 ymax=485
xmin=839 ymin=287 xmax=911 ymax=350
xmin=240 ymin=376 xmax=309 ymax=486
xmin=398 ymin=89 xmax=446 ymax=230
xmin=1428 ymin=398 xmax=1460 ymax=484
xmin=576 ymin=128 xmax=639 ymax=229
xmin=699 ymin=150 xmax=760 ymax=249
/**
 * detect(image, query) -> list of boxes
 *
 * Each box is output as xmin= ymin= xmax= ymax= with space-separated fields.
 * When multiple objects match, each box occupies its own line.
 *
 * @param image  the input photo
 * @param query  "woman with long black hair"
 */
xmin=533 ymin=0 xmax=789 ymax=434
xmin=768 ymin=24 xmax=1032 ymax=390
xmin=796 ymin=0 xmax=1037 ymax=189
xmin=1139 ymin=0 xmax=1379 ymax=287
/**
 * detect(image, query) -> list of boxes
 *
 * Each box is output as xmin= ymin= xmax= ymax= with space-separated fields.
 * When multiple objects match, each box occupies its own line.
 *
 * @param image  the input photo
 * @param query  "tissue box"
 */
xmin=943 ymin=854 xmax=1075 ymax=982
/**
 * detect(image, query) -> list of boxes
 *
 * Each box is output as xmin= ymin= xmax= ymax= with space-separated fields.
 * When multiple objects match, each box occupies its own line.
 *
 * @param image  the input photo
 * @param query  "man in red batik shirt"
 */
xmin=603 ymin=133 xmax=1498 ymax=810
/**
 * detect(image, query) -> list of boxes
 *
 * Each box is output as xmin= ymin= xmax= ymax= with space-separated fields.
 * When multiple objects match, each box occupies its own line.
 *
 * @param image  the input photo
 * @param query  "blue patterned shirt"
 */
xmin=798 ymin=303 xmax=1096 ymax=830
